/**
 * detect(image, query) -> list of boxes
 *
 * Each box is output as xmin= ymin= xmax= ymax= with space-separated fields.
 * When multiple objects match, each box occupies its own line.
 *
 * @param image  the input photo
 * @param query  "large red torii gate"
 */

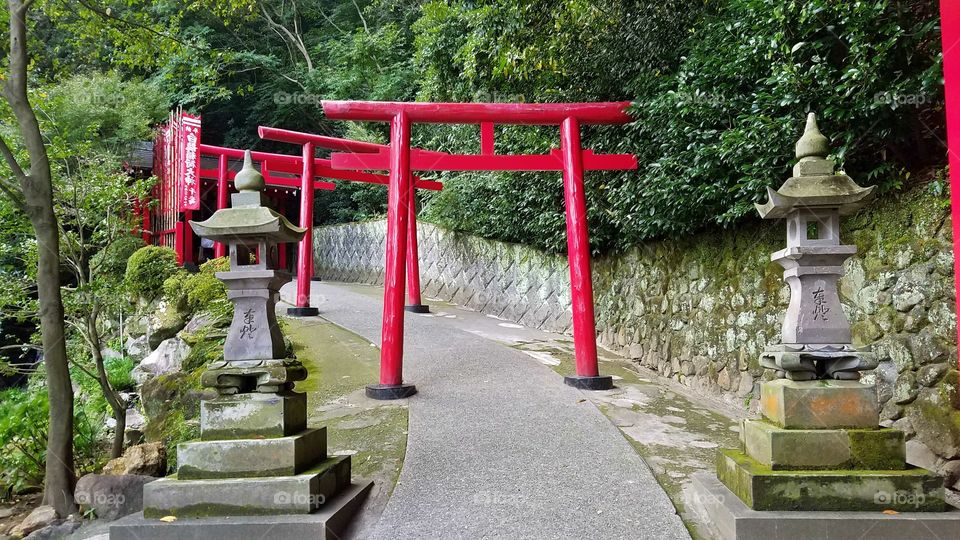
xmin=321 ymin=100 xmax=638 ymax=399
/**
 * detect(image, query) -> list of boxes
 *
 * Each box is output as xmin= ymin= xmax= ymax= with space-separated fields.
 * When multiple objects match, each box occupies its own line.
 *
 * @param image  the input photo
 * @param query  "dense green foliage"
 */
xmin=125 ymin=246 xmax=180 ymax=301
xmin=0 ymin=356 xmax=132 ymax=498
xmin=412 ymin=0 xmax=943 ymax=251
xmin=121 ymin=0 xmax=941 ymax=253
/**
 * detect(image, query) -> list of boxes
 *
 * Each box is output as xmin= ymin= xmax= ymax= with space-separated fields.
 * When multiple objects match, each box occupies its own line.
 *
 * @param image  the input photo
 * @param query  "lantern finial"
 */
xmin=795 ymin=112 xmax=830 ymax=160
xmin=235 ymin=150 xmax=265 ymax=192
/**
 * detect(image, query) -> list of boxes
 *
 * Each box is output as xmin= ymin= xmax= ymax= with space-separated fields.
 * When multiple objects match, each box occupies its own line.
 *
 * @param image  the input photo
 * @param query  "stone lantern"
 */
xmin=694 ymin=115 xmax=955 ymax=539
xmin=756 ymin=113 xmax=878 ymax=381
xmin=118 ymin=151 xmax=370 ymax=538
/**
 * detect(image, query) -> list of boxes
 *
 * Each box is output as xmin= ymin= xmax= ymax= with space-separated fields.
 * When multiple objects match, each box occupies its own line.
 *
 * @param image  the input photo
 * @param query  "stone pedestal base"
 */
xmin=718 ymin=380 xmax=945 ymax=514
xmin=563 ymin=375 xmax=614 ymax=390
xmin=690 ymin=472 xmax=960 ymax=540
xmin=741 ymin=419 xmax=904 ymax=470
xmin=760 ymin=379 xmax=878 ymax=429
xmin=178 ymin=428 xmax=327 ymax=479
xmin=716 ymin=448 xmax=944 ymax=512
xmin=200 ymin=392 xmax=306 ymax=440
xmin=137 ymin=382 xmax=369 ymax=529
xmin=143 ymin=456 xmax=351 ymax=517
xmin=110 ymin=481 xmax=372 ymax=540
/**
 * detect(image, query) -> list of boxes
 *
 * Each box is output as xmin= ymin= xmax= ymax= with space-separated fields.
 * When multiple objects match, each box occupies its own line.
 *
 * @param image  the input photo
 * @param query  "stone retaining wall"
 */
xmin=313 ymin=184 xmax=960 ymax=471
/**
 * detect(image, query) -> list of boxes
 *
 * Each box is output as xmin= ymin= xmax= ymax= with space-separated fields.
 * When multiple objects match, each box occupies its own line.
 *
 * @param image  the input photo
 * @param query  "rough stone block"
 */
xmin=178 ymin=428 xmax=326 ymax=479
xmin=742 ymin=419 xmax=905 ymax=470
xmin=760 ymin=379 xmax=878 ymax=429
xmin=690 ymin=472 xmax=960 ymax=540
xmin=75 ymin=473 xmax=157 ymax=521
xmin=143 ymin=456 xmax=351 ymax=518
xmin=716 ymin=448 xmax=944 ymax=512
xmin=200 ymin=391 xmax=306 ymax=440
xmin=111 ymin=481 xmax=373 ymax=540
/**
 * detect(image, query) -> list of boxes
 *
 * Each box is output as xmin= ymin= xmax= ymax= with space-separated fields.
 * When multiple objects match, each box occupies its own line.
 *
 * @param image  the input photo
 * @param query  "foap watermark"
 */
xmin=873 ymin=92 xmax=933 ymax=108
xmin=272 ymin=490 xmax=327 ymax=507
xmin=671 ymin=90 xmax=726 ymax=107
xmin=75 ymin=489 xmax=126 ymax=508
xmin=874 ymin=490 xmax=926 ymax=509
xmin=273 ymin=91 xmax=323 ymax=106
xmin=472 ymin=490 xmax=524 ymax=508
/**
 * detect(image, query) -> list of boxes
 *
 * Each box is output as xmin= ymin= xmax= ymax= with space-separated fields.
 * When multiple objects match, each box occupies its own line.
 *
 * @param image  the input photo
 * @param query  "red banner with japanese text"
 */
xmin=177 ymin=113 xmax=202 ymax=211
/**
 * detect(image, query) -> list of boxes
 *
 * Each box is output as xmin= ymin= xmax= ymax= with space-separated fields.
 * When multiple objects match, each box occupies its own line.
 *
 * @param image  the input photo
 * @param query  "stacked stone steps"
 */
xmin=143 ymin=455 xmax=352 ymax=517
xmin=138 ymin=391 xmax=361 ymax=520
xmin=718 ymin=380 xmax=946 ymax=512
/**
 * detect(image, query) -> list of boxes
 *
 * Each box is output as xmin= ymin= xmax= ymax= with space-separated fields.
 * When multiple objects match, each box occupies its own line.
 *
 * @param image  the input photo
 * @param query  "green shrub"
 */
xmin=91 ymin=235 xmax=145 ymax=279
xmin=162 ymin=270 xmax=191 ymax=310
xmin=411 ymin=0 xmax=944 ymax=252
xmin=0 ymin=387 xmax=48 ymax=498
xmin=125 ymin=246 xmax=179 ymax=300
xmin=105 ymin=355 xmax=137 ymax=392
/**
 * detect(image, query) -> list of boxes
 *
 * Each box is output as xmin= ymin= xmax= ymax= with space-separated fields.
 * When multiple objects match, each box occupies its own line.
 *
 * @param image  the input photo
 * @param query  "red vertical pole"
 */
xmin=405 ymin=183 xmax=428 ymax=312
xmin=174 ymin=221 xmax=185 ymax=264
xmin=368 ymin=111 xmax=417 ymax=399
xmin=941 ymin=0 xmax=960 ymax=373
xmin=141 ymin=201 xmax=151 ymax=245
xmin=214 ymin=154 xmax=229 ymax=259
xmin=559 ymin=117 xmax=611 ymax=390
xmin=182 ymin=210 xmax=195 ymax=265
xmin=288 ymin=144 xmax=319 ymax=316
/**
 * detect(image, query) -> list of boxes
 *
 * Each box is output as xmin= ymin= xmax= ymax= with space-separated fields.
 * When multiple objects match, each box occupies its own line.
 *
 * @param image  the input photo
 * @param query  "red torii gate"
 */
xmin=940 ymin=2 xmax=960 ymax=374
xmin=321 ymin=100 xmax=638 ymax=399
xmin=257 ymin=126 xmax=444 ymax=314
xmin=197 ymin=144 xmax=336 ymax=269
xmin=198 ymin=141 xmax=431 ymax=316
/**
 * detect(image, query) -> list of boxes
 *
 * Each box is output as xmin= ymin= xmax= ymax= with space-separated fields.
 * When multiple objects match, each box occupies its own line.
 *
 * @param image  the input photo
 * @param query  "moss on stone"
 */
xmin=141 ymin=369 xmax=207 ymax=472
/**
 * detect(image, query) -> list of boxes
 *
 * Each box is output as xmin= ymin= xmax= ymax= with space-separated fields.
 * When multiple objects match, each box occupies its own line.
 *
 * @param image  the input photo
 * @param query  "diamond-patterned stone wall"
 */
xmin=312 ymin=220 xmax=573 ymax=334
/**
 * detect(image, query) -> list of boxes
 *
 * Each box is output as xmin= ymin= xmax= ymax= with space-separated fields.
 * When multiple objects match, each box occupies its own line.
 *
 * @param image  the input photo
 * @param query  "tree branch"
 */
xmin=71 ymin=0 xmax=189 ymax=47
xmin=0 ymin=135 xmax=26 ymax=178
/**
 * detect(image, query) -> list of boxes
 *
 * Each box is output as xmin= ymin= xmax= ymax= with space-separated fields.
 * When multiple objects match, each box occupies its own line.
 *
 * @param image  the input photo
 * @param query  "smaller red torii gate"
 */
xmin=197 ymin=144 xmax=336 ymax=266
xmin=257 ymin=126 xmax=443 ymax=314
xmin=321 ymin=100 xmax=638 ymax=399
xmin=199 ymin=141 xmax=427 ymax=316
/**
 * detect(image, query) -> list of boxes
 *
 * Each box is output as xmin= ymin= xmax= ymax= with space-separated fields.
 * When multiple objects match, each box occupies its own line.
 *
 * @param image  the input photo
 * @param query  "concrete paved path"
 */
xmin=282 ymin=281 xmax=689 ymax=540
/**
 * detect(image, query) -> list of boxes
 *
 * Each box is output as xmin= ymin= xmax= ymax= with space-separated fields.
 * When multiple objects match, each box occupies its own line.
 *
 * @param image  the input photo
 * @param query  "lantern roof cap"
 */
xmin=756 ymin=113 xmax=875 ymax=219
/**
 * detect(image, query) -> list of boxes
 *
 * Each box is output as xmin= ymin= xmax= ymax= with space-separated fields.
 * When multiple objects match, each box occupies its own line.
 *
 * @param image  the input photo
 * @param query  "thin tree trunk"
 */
xmin=87 ymin=311 xmax=128 ymax=459
xmin=4 ymin=0 xmax=77 ymax=516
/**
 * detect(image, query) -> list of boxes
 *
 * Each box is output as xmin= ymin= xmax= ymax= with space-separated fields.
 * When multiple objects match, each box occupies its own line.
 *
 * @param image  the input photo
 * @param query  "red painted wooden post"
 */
xmin=182 ymin=211 xmax=195 ymax=265
xmin=214 ymin=154 xmax=229 ymax=259
xmin=941 ymin=0 xmax=960 ymax=372
xmin=371 ymin=111 xmax=417 ymax=399
xmin=405 ymin=182 xmax=428 ymax=313
xmin=289 ymin=142 xmax=319 ymax=316
xmin=559 ymin=117 xmax=610 ymax=389
xmin=174 ymin=220 xmax=185 ymax=264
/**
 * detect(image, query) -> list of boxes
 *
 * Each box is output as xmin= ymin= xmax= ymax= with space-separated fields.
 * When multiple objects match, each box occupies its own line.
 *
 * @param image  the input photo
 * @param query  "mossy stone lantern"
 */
xmin=756 ymin=113 xmax=878 ymax=381
xmin=189 ymin=150 xmax=307 ymax=393
xmin=131 ymin=151 xmax=371 ymax=529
